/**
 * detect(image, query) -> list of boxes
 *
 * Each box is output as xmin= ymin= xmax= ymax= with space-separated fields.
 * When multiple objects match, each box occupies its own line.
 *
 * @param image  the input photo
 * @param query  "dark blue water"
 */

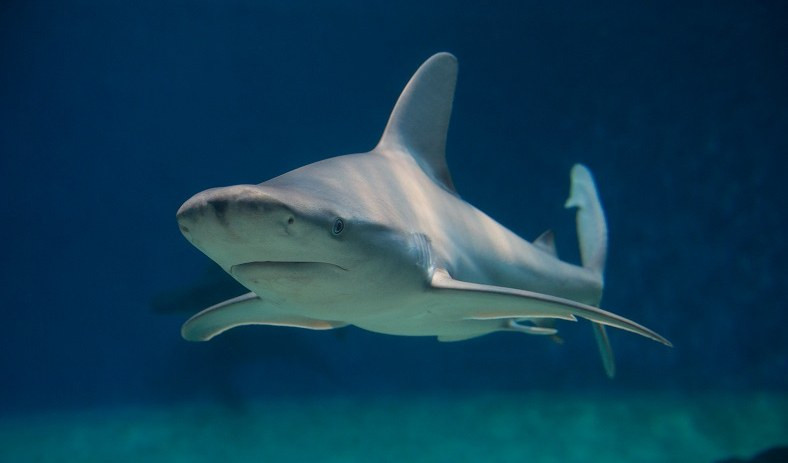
xmin=1 ymin=0 xmax=786 ymax=413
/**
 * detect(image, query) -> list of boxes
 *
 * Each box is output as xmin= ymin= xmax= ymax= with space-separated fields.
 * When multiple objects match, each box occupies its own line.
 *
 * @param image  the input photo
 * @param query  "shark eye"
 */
xmin=332 ymin=218 xmax=345 ymax=235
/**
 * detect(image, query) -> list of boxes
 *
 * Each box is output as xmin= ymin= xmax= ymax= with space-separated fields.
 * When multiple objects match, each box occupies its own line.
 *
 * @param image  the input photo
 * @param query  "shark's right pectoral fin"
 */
xmin=429 ymin=269 xmax=671 ymax=346
xmin=181 ymin=292 xmax=347 ymax=341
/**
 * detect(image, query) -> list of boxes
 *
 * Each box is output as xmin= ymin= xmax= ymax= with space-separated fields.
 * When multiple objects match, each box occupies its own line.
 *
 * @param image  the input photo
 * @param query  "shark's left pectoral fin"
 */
xmin=181 ymin=292 xmax=347 ymax=341
xmin=429 ymin=269 xmax=671 ymax=346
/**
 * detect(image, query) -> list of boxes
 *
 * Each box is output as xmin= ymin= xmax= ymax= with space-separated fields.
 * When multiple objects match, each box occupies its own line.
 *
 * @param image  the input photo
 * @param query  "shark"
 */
xmin=176 ymin=52 xmax=671 ymax=377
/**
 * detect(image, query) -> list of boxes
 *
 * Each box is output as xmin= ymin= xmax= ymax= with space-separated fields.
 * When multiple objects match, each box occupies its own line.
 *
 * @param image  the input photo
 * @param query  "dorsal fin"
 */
xmin=533 ymin=230 xmax=558 ymax=257
xmin=376 ymin=52 xmax=458 ymax=194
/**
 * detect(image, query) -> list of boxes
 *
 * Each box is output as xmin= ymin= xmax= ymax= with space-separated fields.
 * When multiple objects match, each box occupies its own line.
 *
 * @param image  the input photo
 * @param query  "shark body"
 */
xmin=176 ymin=53 xmax=670 ymax=376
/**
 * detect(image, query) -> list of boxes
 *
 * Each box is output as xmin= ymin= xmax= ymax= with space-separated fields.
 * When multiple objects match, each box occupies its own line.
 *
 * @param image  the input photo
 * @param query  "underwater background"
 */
xmin=1 ymin=0 xmax=786 ymax=461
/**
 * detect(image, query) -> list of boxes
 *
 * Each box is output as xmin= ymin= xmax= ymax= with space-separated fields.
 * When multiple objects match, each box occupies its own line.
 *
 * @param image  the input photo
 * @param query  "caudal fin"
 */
xmin=565 ymin=164 xmax=607 ymax=276
xmin=565 ymin=164 xmax=615 ymax=378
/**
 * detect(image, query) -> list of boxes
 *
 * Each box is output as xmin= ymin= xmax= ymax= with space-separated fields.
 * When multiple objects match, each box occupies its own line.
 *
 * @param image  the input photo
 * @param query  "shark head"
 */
xmin=177 ymin=180 xmax=350 ymax=272
xmin=177 ymin=52 xmax=459 ymax=311
xmin=176 ymin=155 xmax=433 ymax=310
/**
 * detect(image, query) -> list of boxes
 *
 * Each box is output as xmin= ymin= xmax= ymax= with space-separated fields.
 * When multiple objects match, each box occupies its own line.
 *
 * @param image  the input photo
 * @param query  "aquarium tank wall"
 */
xmin=0 ymin=1 xmax=785 ymax=462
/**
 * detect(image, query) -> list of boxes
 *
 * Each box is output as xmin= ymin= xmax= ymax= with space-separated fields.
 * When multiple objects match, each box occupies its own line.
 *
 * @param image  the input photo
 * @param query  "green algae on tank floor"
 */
xmin=1 ymin=392 xmax=785 ymax=463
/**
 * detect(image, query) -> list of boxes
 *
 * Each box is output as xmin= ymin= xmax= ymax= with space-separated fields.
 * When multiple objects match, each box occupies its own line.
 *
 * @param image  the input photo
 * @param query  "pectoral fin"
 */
xmin=429 ymin=269 xmax=671 ymax=346
xmin=181 ymin=292 xmax=347 ymax=341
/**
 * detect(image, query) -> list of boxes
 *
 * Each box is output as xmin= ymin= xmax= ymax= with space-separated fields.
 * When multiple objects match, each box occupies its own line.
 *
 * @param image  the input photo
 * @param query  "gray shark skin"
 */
xmin=176 ymin=53 xmax=671 ymax=376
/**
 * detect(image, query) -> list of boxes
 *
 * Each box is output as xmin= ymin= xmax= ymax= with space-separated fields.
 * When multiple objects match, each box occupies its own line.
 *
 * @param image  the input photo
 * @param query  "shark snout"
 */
xmin=176 ymin=185 xmax=292 ymax=240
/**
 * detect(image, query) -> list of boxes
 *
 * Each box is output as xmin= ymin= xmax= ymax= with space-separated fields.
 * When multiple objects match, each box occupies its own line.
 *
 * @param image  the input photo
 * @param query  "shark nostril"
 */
xmin=287 ymin=216 xmax=295 ymax=225
xmin=180 ymin=225 xmax=190 ymax=234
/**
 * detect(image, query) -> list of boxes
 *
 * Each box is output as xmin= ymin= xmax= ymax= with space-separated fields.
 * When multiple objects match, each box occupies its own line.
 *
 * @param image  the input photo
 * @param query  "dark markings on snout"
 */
xmin=210 ymin=199 xmax=229 ymax=226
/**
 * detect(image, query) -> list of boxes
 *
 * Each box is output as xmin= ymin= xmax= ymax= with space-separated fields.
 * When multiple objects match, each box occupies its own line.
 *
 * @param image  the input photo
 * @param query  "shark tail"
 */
xmin=564 ymin=164 xmax=616 ymax=378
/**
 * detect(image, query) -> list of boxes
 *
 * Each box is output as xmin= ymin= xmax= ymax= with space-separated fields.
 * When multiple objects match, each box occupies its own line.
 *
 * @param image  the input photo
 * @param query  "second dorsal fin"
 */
xmin=533 ymin=230 xmax=558 ymax=257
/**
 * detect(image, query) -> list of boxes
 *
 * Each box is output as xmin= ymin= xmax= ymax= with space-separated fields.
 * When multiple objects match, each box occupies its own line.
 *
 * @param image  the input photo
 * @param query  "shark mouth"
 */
xmin=230 ymin=261 xmax=349 ymax=275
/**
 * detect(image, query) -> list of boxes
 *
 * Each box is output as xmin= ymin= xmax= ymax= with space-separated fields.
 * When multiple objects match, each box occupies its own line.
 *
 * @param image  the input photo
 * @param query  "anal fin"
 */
xmin=506 ymin=319 xmax=558 ymax=336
